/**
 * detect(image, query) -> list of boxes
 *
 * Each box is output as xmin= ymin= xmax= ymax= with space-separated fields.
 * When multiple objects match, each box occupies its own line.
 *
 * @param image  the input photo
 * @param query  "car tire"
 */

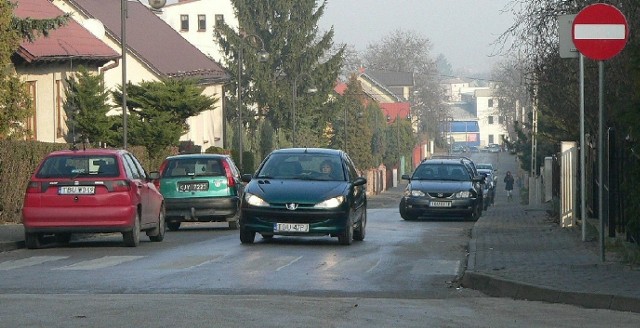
xmin=240 ymin=227 xmax=255 ymax=244
xmin=167 ymin=221 xmax=181 ymax=231
xmin=148 ymin=205 xmax=166 ymax=242
xmin=228 ymin=209 xmax=240 ymax=230
xmin=123 ymin=212 xmax=141 ymax=247
xmin=353 ymin=210 xmax=366 ymax=241
xmin=55 ymin=233 xmax=72 ymax=244
xmin=25 ymin=232 xmax=42 ymax=249
xmin=338 ymin=214 xmax=353 ymax=245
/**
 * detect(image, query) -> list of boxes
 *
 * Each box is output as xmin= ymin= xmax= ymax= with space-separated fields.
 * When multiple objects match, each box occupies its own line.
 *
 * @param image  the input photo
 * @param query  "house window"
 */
xmin=26 ymin=81 xmax=37 ymax=140
xmin=198 ymin=15 xmax=206 ymax=31
xmin=215 ymin=14 xmax=224 ymax=26
xmin=488 ymin=116 xmax=494 ymax=124
xmin=56 ymin=79 xmax=64 ymax=138
xmin=180 ymin=15 xmax=189 ymax=31
xmin=499 ymin=116 xmax=505 ymax=124
xmin=488 ymin=98 xmax=494 ymax=107
xmin=488 ymin=135 xmax=494 ymax=144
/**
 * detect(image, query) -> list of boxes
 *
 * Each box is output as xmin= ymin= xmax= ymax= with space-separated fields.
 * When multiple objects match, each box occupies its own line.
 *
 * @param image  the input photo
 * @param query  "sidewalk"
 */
xmin=2 ymin=178 xmax=639 ymax=313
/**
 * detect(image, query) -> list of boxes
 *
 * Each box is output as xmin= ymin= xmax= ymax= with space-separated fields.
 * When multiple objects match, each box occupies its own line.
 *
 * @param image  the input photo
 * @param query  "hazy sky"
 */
xmin=317 ymin=0 xmax=516 ymax=74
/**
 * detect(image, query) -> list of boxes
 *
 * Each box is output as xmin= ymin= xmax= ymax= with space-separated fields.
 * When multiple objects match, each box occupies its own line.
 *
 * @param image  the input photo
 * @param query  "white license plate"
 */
xmin=430 ymin=201 xmax=451 ymax=208
xmin=59 ymin=186 xmax=95 ymax=195
xmin=274 ymin=223 xmax=309 ymax=232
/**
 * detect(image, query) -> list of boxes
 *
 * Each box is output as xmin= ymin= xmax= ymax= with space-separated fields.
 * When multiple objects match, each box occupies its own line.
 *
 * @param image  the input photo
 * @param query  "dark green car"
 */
xmin=239 ymin=148 xmax=367 ymax=245
xmin=152 ymin=154 xmax=243 ymax=230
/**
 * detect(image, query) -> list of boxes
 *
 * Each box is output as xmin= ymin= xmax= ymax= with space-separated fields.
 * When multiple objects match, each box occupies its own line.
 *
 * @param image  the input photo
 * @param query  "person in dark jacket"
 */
xmin=504 ymin=171 xmax=515 ymax=200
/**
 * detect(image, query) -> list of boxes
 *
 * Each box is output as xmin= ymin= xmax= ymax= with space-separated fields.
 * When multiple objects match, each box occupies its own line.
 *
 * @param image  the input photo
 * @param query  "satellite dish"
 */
xmin=148 ymin=0 xmax=167 ymax=10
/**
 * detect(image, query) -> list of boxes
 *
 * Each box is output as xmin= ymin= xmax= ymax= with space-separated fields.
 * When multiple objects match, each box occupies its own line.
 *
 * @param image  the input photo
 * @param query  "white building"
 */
xmin=471 ymin=88 xmax=509 ymax=147
xmin=157 ymin=0 xmax=237 ymax=64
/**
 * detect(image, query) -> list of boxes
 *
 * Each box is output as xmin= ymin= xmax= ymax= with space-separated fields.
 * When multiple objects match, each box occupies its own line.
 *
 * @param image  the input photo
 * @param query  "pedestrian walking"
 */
xmin=504 ymin=171 xmax=515 ymax=201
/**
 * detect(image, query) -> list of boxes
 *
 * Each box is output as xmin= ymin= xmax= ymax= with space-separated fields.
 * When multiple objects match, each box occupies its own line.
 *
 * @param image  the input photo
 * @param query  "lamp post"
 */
xmin=291 ymin=72 xmax=317 ymax=147
xmin=121 ymin=0 xmax=166 ymax=149
xmin=237 ymin=33 xmax=269 ymax=171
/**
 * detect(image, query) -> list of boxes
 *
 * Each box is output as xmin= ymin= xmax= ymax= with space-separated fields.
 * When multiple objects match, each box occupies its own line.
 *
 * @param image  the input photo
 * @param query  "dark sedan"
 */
xmin=239 ymin=148 xmax=367 ymax=245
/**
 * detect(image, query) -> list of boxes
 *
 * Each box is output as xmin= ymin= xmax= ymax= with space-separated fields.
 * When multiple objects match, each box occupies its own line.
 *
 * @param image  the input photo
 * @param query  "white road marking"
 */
xmin=0 ymin=256 xmax=68 ymax=271
xmin=366 ymin=258 xmax=382 ymax=273
xmin=276 ymin=256 xmax=303 ymax=271
xmin=53 ymin=256 xmax=143 ymax=270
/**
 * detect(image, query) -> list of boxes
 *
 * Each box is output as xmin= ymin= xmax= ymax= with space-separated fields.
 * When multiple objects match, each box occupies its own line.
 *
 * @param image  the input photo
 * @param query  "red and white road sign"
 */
xmin=572 ymin=3 xmax=629 ymax=61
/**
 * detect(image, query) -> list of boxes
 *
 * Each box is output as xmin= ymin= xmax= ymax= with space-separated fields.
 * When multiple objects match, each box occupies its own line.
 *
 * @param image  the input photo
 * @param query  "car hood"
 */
xmin=409 ymin=180 xmax=473 ymax=192
xmin=246 ymin=179 xmax=348 ymax=203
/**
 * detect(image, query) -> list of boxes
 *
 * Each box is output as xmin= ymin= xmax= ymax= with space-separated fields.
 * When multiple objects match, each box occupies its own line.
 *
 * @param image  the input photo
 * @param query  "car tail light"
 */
xmin=112 ymin=180 xmax=132 ymax=192
xmin=26 ymin=181 xmax=42 ymax=193
xmin=221 ymin=160 xmax=235 ymax=188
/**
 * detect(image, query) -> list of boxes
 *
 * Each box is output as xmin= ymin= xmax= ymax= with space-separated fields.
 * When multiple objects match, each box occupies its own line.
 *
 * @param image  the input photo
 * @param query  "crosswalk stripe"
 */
xmin=0 ymin=256 xmax=69 ymax=271
xmin=53 ymin=256 xmax=143 ymax=270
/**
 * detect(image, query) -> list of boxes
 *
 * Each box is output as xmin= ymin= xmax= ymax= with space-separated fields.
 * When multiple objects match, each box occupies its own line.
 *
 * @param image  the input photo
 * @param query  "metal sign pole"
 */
xmin=598 ymin=61 xmax=605 ymax=262
xmin=580 ymin=54 xmax=587 ymax=242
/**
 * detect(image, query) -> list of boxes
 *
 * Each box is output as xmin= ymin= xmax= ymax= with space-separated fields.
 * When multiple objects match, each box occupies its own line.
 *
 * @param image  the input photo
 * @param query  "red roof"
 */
xmin=380 ymin=103 xmax=411 ymax=123
xmin=333 ymin=82 xmax=347 ymax=95
xmin=13 ymin=0 xmax=119 ymax=63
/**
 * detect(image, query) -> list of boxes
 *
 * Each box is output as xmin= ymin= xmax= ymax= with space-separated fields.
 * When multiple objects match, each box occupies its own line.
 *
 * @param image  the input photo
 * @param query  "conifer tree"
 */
xmin=214 ymin=0 xmax=344 ymax=147
xmin=64 ymin=66 xmax=118 ymax=146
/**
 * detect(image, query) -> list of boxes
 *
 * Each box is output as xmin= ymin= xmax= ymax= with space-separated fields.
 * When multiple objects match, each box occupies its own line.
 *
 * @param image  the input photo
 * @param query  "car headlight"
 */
xmin=314 ymin=196 xmax=344 ymax=208
xmin=410 ymin=190 xmax=426 ymax=197
xmin=245 ymin=192 xmax=269 ymax=207
xmin=455 ymin=191 xmax=472 ymax=198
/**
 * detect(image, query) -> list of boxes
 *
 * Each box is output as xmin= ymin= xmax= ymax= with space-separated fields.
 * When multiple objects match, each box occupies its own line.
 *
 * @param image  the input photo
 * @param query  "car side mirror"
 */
xmin=148 ymin=171 xmax=160 ymax=180
xmin=241 ymin=174 xmax=253 ymax=183
xmin=353 ymin=177 xmax=367 ymax=186
xmin=401 ymin=174 xmax=411 ymax=180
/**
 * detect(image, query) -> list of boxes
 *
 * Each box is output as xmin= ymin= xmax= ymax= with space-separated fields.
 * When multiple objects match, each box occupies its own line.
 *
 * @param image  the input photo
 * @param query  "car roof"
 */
xmin=45 ymin=148 xmax=125 ymax=156
xmin=165 ymin=153 xmax=229 ymax=160
xmin=420 ymin=158 xmax=467 ymax=165
xmin=269 ymin=148 xmax=343 ymax=156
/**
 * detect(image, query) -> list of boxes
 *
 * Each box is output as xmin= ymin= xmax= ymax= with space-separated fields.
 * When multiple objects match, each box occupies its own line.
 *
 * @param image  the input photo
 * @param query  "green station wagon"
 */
xmin=152 ymin=154 xmax=244 ymax=230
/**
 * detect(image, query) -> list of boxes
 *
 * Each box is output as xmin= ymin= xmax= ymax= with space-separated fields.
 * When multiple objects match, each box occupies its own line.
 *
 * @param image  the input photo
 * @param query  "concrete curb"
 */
xmin=0 ymin=241 xmax=23 ymax=253
xmin=460 ymin=271 xmax=640 ymax=313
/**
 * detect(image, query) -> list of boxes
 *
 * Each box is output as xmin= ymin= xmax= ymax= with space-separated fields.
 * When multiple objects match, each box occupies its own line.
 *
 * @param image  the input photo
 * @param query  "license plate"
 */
xmin=178 ymin=182 xmax=208 ymax=192
xmin=430 ymin=201 xmax=451 ymax=208
xmin=274 ymin=223 xmax=309 ymax=232
xmin=59 ymin=186 xmax=95 ymax=195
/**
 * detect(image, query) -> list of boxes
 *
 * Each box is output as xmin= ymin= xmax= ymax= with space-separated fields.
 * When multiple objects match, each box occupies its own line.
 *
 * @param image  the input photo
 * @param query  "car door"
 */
xmin=123 ymin=153 xmax=154 ymax=225
xmin=344 ymin=155 xmax=366 ymax=219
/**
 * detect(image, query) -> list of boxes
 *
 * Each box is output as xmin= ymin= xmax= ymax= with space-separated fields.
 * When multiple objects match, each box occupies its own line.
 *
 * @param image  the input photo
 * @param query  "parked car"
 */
xmin=239 ymin=148 xmax=367 ymax=245
xmin=22 ymin=148 xmax=165 ymax=249
xmin=477 ymin=168 xmax=496 ymax=209
xmin=487 ymin=143 xmax=501 ymax=153
xmin=476 ymin=163 xmax=498 ymax=187
xmin=399 ymin=157 xmax=484 ymax=221
xmin=152 ymin=154 xmax=243 ymax=230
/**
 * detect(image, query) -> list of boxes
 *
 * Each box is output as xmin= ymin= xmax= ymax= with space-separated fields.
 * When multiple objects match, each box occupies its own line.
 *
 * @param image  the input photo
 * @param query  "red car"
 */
xmin=21 ymin=148 xmax=165 ymax=248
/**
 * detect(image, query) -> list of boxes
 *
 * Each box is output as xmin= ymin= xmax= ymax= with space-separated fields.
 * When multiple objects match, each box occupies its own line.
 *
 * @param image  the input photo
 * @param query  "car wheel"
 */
xmin=465 ymin=205 xmax=481 ymax=222
xmin=148 ymin=205 xmax=166 ymax=242
xmin=167 ymin=221 xmax=181 ymax=231
xmin=240 ymin=226 xmax=255 ymax=244
xmin=338 ymin=214 xmax=353 ymax=245
xmin=25 ymin=232 xmax=42 ymax=249
xmin=228 ymin=209 xmax=240 ymax=230
xmin=353 ymin=210 xmax=366 ymax=241
xmin=123 ymin=212 xmax=141 ymax=247
xmin=55 ymin=233 xmax=72 ymax=244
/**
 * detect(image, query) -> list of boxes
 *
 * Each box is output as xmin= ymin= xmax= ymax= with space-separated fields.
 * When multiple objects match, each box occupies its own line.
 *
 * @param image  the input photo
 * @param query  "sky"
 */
xmin=159 ymin=0 xmax=516 ymax=75
xmin=317 ymin=0 xmax=516 ymax=75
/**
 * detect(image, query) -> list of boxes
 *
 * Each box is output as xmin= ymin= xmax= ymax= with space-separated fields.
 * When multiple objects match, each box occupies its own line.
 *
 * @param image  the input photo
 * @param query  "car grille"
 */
xmin=426 ymin=192 xmax=454 ymax=199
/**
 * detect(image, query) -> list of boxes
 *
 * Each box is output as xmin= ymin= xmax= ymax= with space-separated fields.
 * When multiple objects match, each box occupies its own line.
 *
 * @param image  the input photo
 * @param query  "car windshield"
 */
xmin=256 ymin=153 xmax=345 ymax=181
xmin=411 ymin=164 xmax=470 ymax=181
xmin=163 ymin=158 xmax=225 ymax=177
xmin=476 ymin=163 xmax=493 ymax=170
xmin=36 ymin=155 xmax=119 ymax=178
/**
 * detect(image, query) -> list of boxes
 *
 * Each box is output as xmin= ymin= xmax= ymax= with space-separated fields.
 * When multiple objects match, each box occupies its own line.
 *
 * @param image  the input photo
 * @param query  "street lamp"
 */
xmin=292 ymin=72 xmax=317 ymax=147
xmin=122 ymin=0 xmax=166 ymax=149
xmin=237 ymin=33 xmax=269 ymax=170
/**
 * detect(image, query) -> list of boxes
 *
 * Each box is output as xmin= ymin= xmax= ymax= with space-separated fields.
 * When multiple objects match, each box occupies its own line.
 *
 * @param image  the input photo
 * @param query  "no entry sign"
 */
xmin=572 ymin=3 xmax=628 ymax=61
